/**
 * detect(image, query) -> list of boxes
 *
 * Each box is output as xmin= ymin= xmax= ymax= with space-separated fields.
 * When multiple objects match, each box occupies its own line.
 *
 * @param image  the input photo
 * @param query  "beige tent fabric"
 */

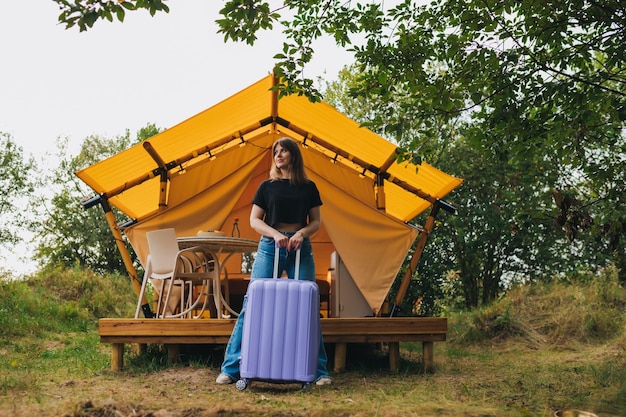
xmin=125 ymin=142 xmax=267 ymax=268
xmin=125 ymin=133 xmax=418 ymax=313
xmin=301 ymin=141 xmax=419 ymax=313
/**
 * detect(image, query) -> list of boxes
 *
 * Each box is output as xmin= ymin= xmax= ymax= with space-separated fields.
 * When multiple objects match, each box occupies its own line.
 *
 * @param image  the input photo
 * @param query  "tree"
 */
xmin=32 ymin=124 xmax=160 ymax=273
xmin=429 ymin=139 xmax=580 ymax=307
xmin=280 ymin=0 xmax=626 ymax=281
xmin=325 ymin=70 xmax=570 ymax=310
xmin=52 ymin=0 xmax=169 ymax=31
xmin=218 ymin=2 xmax=626 ymax=279
xmin=0 ymin=132 xmax=35 ymax=247
xmin=53 ymin=0 xmax=625 ymax=282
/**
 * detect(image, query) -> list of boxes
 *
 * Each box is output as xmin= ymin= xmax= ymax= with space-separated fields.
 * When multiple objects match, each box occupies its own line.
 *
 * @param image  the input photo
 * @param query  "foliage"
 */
xmin=325 ymin=68 xmax=570 ymax=309
xmin=0 ymin=267 xmax=135 ymax=340
xmin=52 ymin=0 xmax=169 ymax=31
xmin=398 ymin=139 xmax=571 ymax=310
xmin=31 ymin=124 xmax=160 ymax=274
xmin=0 ymin=267 xmax=134 ymax=397
xmin=237 ymin=0 xmax=626 ymax=283
xmin=366 ymin=1 xmax=625 ymax=284
xmin=0 ymin=132 xmax=36 ymax=247
xmin=431 ymin=138 xmax=578 ymax=306
xmin=52 ymin=0 xmax=625 ymax=290
xmin=316 ymin=1 xmax=626 ymax=306
xmin=352 ymin=0 xmax=624 ymax=305
xmin=449 ymin=264 xmax=626 ymax=345
xmin=29 ymin=266 xmax=138 ymax=319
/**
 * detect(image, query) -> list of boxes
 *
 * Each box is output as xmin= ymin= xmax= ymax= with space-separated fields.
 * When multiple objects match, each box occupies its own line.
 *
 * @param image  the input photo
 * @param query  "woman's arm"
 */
xmin=298 ymin=206 xmax=321 ymax=238
xmin=288 ymin=205 xmax=321 ymax=250
xmin=249 ymin=204 xmax=289 ymax=247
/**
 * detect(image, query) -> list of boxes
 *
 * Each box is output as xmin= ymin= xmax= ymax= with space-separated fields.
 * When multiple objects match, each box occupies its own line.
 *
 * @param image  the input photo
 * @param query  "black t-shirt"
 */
xmin=252 ymin=179 xmax=323 ymax=227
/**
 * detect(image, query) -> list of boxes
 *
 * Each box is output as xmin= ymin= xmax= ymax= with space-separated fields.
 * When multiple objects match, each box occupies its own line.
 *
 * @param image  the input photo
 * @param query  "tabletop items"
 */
xmin=197 ymin=230 xmax=226 ymax=237
xmin=231 ymin=217 xmax=240 ymax=237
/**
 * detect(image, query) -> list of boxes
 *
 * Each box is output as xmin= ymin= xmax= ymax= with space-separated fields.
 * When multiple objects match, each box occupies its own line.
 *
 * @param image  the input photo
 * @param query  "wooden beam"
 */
xmin=391 ymin=203 xmax=441 ymax=315
xmin=273 ymin=118 xmax=438 ymax=204
xmin=103 ymin=120 xmax=272 ymax=201
xmin=99 ymin=317 xmax=447 ymax=338
xmin=100 ymin=199 xmax=148 ymax=312
xmin=98 ymin=317 xmax=448 ymax=338
xmin=143 ymin=141 xmax=169 ymax=210
xmin=271 ymin=73 xmax=279 ymax=121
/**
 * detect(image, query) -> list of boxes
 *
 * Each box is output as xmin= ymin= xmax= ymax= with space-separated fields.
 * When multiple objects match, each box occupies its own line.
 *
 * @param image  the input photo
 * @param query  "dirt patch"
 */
xmin=69 ymin=399 xmax=242 ymax=417
xmin=2 ymin=367 xmax=354 ymax=417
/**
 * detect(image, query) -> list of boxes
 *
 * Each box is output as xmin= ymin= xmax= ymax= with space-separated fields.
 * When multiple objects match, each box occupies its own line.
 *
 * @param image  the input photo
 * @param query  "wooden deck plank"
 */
xmin=99 ymin=317 xmax=447 ymax=337
xmin=321 ymin=317 xmax=447 ymax=336
xmin=99 ymin=318 xmax=237 ymax=337
xmin=98 ymin=317 xmax=447 ymax=373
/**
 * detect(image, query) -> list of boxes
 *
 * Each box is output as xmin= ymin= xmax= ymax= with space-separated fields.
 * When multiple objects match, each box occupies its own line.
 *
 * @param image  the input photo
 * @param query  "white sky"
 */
xmin=0 ymin=0 xmax=353 ymax=276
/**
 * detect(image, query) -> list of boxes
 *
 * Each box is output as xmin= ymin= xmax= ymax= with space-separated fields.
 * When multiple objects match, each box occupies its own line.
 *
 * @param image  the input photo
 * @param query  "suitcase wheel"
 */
xmin=301 ymin=382 xmax=312 ymax=392
xmin=236 ymin=379 xmax=248 ymax=391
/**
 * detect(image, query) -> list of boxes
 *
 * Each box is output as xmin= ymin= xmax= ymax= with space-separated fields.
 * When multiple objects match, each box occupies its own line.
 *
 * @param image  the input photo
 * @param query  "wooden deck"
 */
xmin=99 ymin=317 xmax=447 ymax=373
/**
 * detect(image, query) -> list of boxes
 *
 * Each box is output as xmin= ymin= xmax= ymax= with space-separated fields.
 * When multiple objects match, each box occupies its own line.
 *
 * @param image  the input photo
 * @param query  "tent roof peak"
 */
xmin=76 ymin=73 xmax=462 ymax=223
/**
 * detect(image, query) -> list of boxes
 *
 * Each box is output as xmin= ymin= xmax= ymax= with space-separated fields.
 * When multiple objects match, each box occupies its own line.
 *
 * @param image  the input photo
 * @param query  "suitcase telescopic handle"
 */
xmin=295 ymin=249 xmax=301 ymax=280
xmin=273 ymin=242 xmax=280 ymax=278
xmin=273 ymin=241 xmax=301 ymax=280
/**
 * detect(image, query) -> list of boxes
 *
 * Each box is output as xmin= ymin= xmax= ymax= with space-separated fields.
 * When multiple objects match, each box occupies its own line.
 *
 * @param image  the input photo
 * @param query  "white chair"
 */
xmin=134 ymin=228 xmax=218 ymax=319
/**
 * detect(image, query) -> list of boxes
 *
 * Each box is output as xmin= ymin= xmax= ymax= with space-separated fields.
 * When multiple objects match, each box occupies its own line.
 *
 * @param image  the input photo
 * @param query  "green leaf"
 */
xmin=116 ymin=7 xmax=126 ymax=23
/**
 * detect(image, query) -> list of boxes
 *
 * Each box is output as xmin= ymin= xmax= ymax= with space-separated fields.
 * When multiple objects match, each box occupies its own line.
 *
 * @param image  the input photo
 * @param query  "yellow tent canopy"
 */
xmin=76 ymin=74 xmax=462 ymax=315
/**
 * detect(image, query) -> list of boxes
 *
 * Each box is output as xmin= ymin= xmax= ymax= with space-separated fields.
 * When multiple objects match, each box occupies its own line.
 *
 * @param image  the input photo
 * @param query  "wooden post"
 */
xmin=111 ymin=343 xmax=124 ymax=372
xmin=388 ymin=342 xmax=400 ymax=372
xmin=334 ymin=343 xmax=347 ymax=373
xmin=167 ymin=344 xmax=180 ymax=364
xmin=422 ymin=341 xmax=434 ymax=372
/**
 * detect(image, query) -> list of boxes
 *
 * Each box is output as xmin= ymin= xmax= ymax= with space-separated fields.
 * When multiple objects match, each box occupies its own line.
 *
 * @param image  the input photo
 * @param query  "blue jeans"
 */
xmin=220 ymin=233 xmax=330 ymax=381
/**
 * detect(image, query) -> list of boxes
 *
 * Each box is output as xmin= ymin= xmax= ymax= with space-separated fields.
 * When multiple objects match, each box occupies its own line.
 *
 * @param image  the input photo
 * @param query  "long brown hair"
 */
xmin=269 ymin=137 xmax=309 ymax=185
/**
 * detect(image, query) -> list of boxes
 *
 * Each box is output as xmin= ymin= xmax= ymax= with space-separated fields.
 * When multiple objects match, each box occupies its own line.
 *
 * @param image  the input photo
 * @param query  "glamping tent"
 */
xmin=76 ymin=74 xmax=462 ymax=317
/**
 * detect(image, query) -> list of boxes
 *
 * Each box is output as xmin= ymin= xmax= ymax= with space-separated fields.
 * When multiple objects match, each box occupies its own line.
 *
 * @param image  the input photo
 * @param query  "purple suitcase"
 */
xmin=237 ymin=248 xmax=320 ymax=390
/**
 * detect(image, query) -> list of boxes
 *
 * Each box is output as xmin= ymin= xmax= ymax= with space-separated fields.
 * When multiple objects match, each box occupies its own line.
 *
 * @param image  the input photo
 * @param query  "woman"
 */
xmin=216 ymin=137 xmax=332 ymax=386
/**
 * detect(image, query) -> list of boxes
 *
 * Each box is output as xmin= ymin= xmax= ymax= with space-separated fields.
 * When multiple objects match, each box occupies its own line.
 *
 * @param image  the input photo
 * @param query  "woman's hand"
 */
xmin=287 ymin=231 xmax=304 ymax=251
xmin=273 ymin=232 xmax=290 ymax=248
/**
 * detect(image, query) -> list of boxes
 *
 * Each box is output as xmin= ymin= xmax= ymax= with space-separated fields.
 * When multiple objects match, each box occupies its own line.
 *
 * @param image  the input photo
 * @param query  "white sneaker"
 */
xmin=215 ymin=373 xmax=234 ymax=384
xmin=315 ymin=376 xmax=332 ymax=386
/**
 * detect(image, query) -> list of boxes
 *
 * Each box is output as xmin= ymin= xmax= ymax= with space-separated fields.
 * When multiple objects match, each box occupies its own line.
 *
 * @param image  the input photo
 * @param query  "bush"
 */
xmin=0 ymin=267 xmax=136 ymax=341
xmin=27 ymin=266 xmax=137 ymax=319
xmin=448 ymin=265 xmax=626 ymax=346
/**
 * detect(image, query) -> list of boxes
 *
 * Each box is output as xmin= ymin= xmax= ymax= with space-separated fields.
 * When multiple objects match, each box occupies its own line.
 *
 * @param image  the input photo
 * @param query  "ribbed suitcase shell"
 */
xmin=240 ymin=278 xmax=320 ymax=383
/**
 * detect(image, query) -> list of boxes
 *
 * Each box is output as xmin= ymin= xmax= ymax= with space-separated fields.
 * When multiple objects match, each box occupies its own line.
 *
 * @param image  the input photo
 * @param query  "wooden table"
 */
xmin=178 ymin=236 xmax=259 ymax=254
xmin=178 ymin=236 xmax=258 ymax=318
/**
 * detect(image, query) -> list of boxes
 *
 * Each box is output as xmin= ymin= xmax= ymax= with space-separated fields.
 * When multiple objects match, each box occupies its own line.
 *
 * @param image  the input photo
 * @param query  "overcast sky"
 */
xmin=0 ymin=0 xmax=352 ymax=276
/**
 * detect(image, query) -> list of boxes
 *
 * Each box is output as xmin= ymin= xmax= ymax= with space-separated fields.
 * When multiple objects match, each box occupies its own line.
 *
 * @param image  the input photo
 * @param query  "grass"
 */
xmin=0 ymin=265 xmax=625 ymax=416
